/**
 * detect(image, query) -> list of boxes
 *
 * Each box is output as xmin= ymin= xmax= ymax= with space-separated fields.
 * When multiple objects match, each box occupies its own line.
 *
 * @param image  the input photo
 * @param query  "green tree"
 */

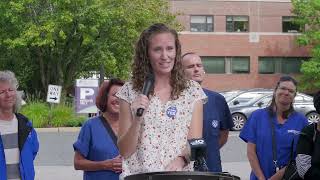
xmin=292 ymin=0 xmax=320 ymax=91
xmin=0 ymin=0 xmax=180 ymax=99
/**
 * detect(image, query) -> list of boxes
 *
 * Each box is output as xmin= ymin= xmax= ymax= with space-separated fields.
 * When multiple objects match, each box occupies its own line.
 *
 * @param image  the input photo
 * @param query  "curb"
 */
xmin=35 ymin=127 xmax=80 ymax=133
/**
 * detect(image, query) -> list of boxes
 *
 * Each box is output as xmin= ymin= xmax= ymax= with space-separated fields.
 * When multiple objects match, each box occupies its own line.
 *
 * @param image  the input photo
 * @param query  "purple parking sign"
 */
xmin=75 ymin=79 xmax=99 ymax=113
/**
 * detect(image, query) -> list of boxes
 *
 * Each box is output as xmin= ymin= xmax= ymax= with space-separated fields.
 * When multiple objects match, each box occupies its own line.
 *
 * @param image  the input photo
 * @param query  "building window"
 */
xmin=231 ymin=57 xmax=250 ymax=73
xmin=201 ymin=56 xmax=250 ymax=74
xmin=259 ymin=58 xmax=277 ymax=74
xmin=202 ymin=57 xmax=225 ymax=73
xmin=190 ymin=15 xmax=213 ymax=32
xmin=226 ymin=16 xmax=249 ymax=32
xmin=281 ymin=57 xmax=303 ymax=74
xmin=282 ymin=16 xmax=302 ymax=33
xmin=258 ymin=57 xmax=306 ymax=74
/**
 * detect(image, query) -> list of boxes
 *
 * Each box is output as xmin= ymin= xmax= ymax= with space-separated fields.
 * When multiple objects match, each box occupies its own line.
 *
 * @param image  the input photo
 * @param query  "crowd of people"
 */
xmin=0 ymin=23 xmax=319 ymax=180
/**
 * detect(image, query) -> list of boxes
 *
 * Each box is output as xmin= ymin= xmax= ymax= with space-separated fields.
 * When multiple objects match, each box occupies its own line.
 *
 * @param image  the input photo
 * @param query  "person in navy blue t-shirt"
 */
xmin=73 ymin=79 xmax=124 ymax=180
xmin=240 ymin=76 xmax=308 ymax=180
xmin=182 ymin=52 xmax=234 ymax=172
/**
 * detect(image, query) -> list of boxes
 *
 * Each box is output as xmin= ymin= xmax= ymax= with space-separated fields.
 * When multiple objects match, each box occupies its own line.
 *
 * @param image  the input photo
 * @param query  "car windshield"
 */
xmin=220 ymin=90 xmax=242 ymax=98
xmin=229 ymin=91 xmax=272 ymax=106
xmin=254 ymin=95 xmax=272 ymax=107
xmin=296 ymin=93 xmax=313 ymax=102
xmin=222 ymin=90 xmax=246 ymax=102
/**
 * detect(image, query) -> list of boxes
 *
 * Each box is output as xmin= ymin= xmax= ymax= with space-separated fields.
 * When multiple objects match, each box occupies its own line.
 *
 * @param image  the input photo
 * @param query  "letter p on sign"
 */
xmin=80 ymin=88 xmax=94 ymax=99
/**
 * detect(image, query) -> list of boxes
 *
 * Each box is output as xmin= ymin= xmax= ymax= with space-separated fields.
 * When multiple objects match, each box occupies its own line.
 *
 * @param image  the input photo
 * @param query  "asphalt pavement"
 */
xmin=34 ymin=128 xmax=250 ymax=180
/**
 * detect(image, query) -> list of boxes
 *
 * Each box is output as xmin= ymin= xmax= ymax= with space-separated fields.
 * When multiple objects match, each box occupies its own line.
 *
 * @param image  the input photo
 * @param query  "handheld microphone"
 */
xmin=136 ymin=73 xmax=155 ymax=117
xmin=188 ymin=138 xmax=209 ymax=172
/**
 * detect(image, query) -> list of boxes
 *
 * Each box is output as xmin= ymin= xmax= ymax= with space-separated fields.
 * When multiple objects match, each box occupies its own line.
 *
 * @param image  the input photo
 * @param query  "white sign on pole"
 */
xmin=46 ymin=84 xmax=62 ymax=104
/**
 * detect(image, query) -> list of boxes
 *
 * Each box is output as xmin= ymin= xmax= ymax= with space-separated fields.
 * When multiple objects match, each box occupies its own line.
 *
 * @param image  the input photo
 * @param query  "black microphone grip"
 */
xmin=136 ymin=74 xmax=154 ymax=117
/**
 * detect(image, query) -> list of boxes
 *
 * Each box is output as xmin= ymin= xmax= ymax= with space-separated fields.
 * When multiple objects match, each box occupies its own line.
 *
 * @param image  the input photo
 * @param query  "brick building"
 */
xmin=169 ymin=0 xmax=310 ymax=91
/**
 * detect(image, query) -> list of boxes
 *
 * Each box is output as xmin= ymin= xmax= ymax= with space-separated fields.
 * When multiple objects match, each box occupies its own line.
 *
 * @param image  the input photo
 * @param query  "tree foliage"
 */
xmin=292 ymin=0 xmax=320 ymax=91
xmin=0 ymin=0 xmax=180 ymax=99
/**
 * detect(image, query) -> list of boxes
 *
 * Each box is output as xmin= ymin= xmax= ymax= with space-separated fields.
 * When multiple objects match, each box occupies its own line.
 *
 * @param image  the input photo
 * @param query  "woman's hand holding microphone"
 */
xmin=131 ymin=94 xmax=150 ymax=120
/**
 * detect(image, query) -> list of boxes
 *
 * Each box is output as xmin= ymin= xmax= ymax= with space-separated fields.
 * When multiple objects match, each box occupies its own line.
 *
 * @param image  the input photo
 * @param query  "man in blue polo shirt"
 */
xmin=182 ymin=52 xmax=234 ymax=172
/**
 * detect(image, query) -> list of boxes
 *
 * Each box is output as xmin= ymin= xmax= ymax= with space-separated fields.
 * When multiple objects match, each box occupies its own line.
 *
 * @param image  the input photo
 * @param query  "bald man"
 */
xmin=182 ymin=52 xmax=234 ymax=172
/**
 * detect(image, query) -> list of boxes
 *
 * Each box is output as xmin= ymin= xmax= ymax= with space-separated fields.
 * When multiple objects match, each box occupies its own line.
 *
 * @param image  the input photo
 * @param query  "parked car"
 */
xmin=227 ymin=88 xmax=273 ymax=107
xmin=220 ymin=88 xmax=271 ymax=104
xmin=220 ymin=90 xmax=244 ymax=102
xmin=229 ymin=92 xmax=320 ymax=131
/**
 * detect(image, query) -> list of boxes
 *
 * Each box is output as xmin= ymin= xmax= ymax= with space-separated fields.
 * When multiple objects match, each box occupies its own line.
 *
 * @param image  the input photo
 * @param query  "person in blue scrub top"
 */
xmin=73 ymin=78 xmax=124 ymax=180
xmin=240 ymin=75 xmax=308 ymax=180
xmin=182 ymin=52 xmax=234 ymax=172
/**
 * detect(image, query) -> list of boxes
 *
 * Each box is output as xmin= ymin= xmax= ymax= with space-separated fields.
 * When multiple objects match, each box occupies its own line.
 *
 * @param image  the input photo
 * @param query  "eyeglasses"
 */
xmin=278 ymin=86 xmax=296 ymax=94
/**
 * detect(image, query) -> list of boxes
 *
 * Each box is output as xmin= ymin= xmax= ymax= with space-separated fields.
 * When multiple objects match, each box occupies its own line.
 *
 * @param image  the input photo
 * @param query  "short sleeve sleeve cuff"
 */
xmin=188 ymin=80 xmax=207 ymax=104
xmin=239 ymin=112 xmax=258 ymax=144
xmin=73 ymin=121 xmax=91 ymax=157
xmin=116 ymin=82 xmax=133 ymax=103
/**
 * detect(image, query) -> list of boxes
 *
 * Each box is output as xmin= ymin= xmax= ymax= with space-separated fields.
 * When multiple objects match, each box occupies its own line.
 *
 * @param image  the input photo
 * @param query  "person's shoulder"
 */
xmin=125 ymin=80 xmax=132 ymax=85
xmin=243 ymin=109 xmax=269 ymax=128
xmin=187 ymin=79 xmax=200 ymax=87
xmin=82 ymin=116 xmax=101 ymax=127
xmin=15 ymin=113 xmax=33 ymax=127
xmin=302 ymin=123 xmax=315 ymax=133
xmin=116 ymin=80 xmax=137 ymax=101
xmin=122 ymin=81 xmax=133 ymax=89
xmin=185 ymin=80 xmax=202 ymax=92
xmin=15 ymin=113 xmax=29 ymax=121
xmin=251 ymin=108 xmax=269 ymax=118
xmin=121 ymin=80 xmax=137 ymax=94
xmin=291 ymin=111 xmax=308 ymax=123
xmin=203 ymin=88 xmax=224 ymax=99
xmin=300 ymin=123 xmax=316 ymax=138
xmin=293 ymin=111 xmax=307 ymax=119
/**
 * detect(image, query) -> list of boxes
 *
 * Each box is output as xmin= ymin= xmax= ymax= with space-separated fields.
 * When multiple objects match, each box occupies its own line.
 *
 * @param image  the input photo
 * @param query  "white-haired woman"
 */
xmin=0 ymin=70 xmax=39 ymax=180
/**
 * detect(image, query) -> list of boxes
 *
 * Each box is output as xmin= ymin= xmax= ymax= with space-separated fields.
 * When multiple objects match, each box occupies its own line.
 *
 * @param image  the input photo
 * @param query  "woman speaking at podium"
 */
xmin=116 ymin=23 xmax=207 ymax=178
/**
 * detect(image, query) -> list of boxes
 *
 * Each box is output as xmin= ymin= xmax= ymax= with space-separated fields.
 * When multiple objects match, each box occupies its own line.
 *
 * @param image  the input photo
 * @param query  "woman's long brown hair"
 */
xmin=131 ymin=23 xmax=188 ymax=100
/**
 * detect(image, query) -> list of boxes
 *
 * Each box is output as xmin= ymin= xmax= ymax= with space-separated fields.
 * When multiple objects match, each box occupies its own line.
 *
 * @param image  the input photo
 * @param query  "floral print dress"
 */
xmin=116 ymin=80 xmax=207 ymax=178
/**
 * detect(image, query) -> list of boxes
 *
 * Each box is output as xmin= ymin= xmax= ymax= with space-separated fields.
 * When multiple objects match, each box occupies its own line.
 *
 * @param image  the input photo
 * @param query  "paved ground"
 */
xmin=34 ymin=128 xmax=251 ymax=180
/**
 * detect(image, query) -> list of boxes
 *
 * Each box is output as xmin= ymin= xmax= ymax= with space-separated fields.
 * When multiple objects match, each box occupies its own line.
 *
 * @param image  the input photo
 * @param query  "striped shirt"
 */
xmin=0 ymin=115 xmax=21 ymax=180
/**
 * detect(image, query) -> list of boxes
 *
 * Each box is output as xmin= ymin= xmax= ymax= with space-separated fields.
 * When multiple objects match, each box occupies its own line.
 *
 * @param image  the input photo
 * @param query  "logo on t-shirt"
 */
xmin=287 ymin=129 xmax=301 ymax=135
xmin=211 ymin=120 xmax=219 ymax=128
xmin=166 ymin=106 xmax=177 ymax=118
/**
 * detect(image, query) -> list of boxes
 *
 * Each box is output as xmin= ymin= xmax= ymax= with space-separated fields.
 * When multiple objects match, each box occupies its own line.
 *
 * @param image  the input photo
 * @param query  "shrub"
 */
xmin=20 ymin=101 xmax=87 ymax=128
xmin=49 ymin=104 xmax=74 ymax=127
xmin=64 ymin=116 xmax=87 ymax=127
xmin=20 ymin=102 xmax=50 ymax=128
xmin=50 ymin=104 xmax=87 ymax=127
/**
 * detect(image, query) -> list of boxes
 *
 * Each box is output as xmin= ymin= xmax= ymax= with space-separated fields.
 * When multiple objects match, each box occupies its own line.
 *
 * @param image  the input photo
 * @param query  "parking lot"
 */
xmin=221 ymin=89 xmax=320 ymax=130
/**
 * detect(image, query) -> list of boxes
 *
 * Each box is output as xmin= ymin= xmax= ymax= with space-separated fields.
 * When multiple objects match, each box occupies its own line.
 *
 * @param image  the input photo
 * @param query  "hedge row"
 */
xmin=20 ymin=102 xmax=87 ymax=128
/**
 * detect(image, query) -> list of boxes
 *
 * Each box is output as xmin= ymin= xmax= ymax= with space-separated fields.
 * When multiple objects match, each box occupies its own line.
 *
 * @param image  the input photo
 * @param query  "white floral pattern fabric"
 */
xmin=116 ymin=80 xmax=207 ymax=177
